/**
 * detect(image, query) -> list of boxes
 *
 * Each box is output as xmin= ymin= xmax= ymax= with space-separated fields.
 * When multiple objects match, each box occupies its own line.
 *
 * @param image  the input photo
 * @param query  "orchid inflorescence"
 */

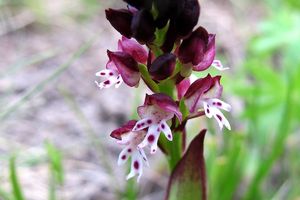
xmin=96 ymin=0 xmax=231 ymax=182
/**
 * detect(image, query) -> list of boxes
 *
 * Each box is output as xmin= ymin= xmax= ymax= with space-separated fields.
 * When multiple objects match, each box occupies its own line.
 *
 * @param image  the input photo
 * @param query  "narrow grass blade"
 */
xmin=45 ymin=142 xmax=64 ymax=200
xmin=9 ymin=156 xmax=25 ymax=200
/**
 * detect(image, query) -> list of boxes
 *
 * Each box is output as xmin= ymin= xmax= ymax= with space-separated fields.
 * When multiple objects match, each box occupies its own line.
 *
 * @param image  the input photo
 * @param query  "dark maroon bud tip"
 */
xmin=178 ymin=26 xmax=209 ymax=65
xmin=123 ymin=0 xmax=153 ymax=10
xmin=131 ymin=9 xmax=156 ymax=44
xmin=105 ymin=9 xmax=133 ymax=38
xmin=149 ymin=53 xmax=176 ymax=81
xmin=175 ymin=0 xmax=200 ymax=37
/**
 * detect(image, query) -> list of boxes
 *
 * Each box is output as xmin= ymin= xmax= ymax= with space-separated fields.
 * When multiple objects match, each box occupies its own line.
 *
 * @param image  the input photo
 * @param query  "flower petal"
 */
xmin=193 ymin=34 xmax=216 ymax=71
xmin=184 ymin=74 xmax=213 ymax=113
xmin=118 ymin=36 xmax=148 ymax=64
xmin=131 ymin=9 xmax=156 ymax=44
xmin=110 ymin=120 xmax=137 ymax=140
xmin=124 ymin=0 xmax=153 ymax=10
xmin=178 ymin=27 xmax=208 ymax=65
xmin=107 ymin=50 xmax=141 ymax=87
xmin=105 ymin=9 xmax=133 ymax=38
xmin=201 ymin=75 xmax=223 ymax=100
xmin=176 ymin=78 xmax=191 ymax=99
xmin=143 ymin=93 xmax=182 ymax=122
xmin=175 ymin=0 xmax=200 ymax=38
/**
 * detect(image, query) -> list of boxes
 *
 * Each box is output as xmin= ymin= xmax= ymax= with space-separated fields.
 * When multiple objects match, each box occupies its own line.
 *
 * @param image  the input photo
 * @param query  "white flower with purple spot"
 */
xmin=132 ymin=94 xmax=182 ymax=154
xmin=184 ymin=74 xmax=231 ymax=130
xmin=95 ymin=68 xmax=123 ymax=89
xmin=95 ymin=37 xmax=147 ymax=90
xmin=111 ymin=120 xmax=149 ymax=182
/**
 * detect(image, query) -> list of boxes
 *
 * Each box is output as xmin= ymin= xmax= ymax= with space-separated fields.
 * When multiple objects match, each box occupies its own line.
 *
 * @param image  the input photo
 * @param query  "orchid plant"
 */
xmin=96 ymin=0 xmax=231 ymax=199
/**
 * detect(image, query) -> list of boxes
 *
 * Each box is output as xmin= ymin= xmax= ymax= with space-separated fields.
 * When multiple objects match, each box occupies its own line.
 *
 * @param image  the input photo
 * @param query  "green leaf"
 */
xmin=166 ymin=129 xmax=207 ymax=200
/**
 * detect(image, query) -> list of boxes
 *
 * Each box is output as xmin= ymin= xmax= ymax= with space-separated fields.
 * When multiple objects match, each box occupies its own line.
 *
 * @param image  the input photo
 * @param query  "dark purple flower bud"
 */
xmin=149 ymin=53 xmax=176 ymax=81
xmin=178 ymin=26 xmax=216 ymax=71
xmin=154 ymin=0 xmax=172 ymax=28
xmin=131 ymin=9 xmax=156 ymax=44
xmin=123 ymin=0 xmax=153 ymax=10
xmin=105 ymin=9 xmax=133 ymax=38
xmin=175 ymin=0 xmax=200 ymax=37
xmin=107 ymin=50 xmax=140 ymax=87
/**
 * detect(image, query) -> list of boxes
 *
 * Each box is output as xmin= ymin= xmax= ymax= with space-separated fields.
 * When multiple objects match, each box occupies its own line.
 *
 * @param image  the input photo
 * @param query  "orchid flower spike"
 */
xmin=184 ymin=74 xmax=232 ymax=130
xmin=132 ymin=93 xmax=182 ymax=154
xmin=111 ymin=120 xmax=149 ymax=182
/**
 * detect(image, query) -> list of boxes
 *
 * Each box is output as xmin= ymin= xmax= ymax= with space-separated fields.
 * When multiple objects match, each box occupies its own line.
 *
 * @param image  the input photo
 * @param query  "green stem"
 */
xmin=168 ymin=129 xmax=183 ymax=170
xmin=138 ymin=64 xmax=160 ymax=93
xmin=158 ymin=80 xmax=183 ymax=170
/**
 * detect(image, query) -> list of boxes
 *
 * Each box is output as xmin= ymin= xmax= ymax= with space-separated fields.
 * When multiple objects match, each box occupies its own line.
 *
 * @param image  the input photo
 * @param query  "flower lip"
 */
xmin=110 ymin=120 xmax=137 ymax=140
xmin=143 ymin=93 xmax=182 ymax=122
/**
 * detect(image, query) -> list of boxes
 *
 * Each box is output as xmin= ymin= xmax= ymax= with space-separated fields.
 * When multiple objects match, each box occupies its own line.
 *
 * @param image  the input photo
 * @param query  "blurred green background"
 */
xmin=0 ymin=0 xmax=300 ymax=200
